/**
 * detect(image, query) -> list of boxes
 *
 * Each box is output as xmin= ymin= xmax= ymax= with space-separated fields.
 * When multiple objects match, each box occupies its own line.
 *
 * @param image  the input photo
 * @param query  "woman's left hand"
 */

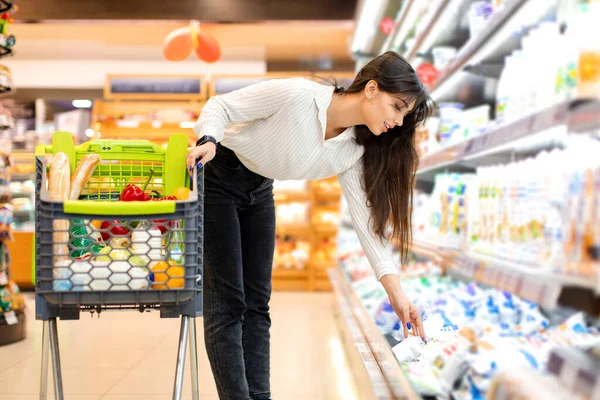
xmin=380 ymin=274 xmax=426 ymax=341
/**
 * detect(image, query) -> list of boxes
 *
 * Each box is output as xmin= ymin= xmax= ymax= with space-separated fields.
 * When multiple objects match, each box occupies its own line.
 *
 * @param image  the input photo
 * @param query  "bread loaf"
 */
xmin=69 ymin=154 xmax=100 ymax=200
xmin=48 ymin=152 xmax=70 ymax=201
xmin=48 ymin=152 xmax=71 ymax=260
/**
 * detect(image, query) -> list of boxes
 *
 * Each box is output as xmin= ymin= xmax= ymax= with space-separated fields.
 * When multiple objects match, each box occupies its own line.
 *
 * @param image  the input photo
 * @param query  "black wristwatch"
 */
xmin=196 ymin=135 xmax=217 ymax=147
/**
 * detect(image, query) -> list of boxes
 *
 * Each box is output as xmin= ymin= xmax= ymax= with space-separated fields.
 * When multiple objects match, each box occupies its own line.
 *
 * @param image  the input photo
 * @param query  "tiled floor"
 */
xmin=0 ymin=292 xmax=359 ymax=400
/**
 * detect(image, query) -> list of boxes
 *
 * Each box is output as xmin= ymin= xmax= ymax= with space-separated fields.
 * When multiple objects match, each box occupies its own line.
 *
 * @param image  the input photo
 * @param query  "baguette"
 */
xmin=48 ymin=152 xmax=71 ymax=260
xmin=69 ymin=154 xmax=100 ymax=200
xmin=48 ymin=152 xmax=71 ymax=201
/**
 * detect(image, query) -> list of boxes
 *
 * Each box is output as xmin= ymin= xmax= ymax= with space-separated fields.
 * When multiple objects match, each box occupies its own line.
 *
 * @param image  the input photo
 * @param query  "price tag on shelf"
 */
xmin=482 ymin=265 xmax=496 ymax=286
xmin=520 ymin=277 xmax=546 ymax=305
xmin=3 ymin=310 xmax=17 ymax=325
xmin=497 ymin=270 xmax=509 ymax=291
xmin=0 ymin=271 xmax=7 ymax=285
xmin=506 ymin=271 xmax=522 ymax=294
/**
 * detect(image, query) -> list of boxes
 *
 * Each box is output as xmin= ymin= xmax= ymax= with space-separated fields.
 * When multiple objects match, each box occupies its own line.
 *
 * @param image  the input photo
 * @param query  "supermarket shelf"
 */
xmin=272 ymin=269 xmax=308 ymax=279
xmin=273 ymin=192 xmax=311 ymax=203
xmin=547 ymin=347 xmax=600 ymax=398
xmin=276 ymin=224 xmax=312 ymax=237
xmin=411 ymin=238 xmax=600 ymax=313
xmin=403 ymin=0 xmax=451 ymax=60
xmin=429 ymin=0 xmax=556 ymax=105
xmin=95 ymin=120 xmax=198 ymax=141
xmin=379 ymin=0 xmax=415 ymax=55
xmin=312 ymin=260 xmax=337 ymax=272
xmin=416 ymin=100 xmax=599 ymax=180
xmin=312 ymin=223 xmax=338 ymax=236
xmin=0 ymin=87 xmax=15 ymax=98
xmin=313 ymin=189 xmax=342 ymax=202
xmin=328 ymin=268 xmax=420 ymax=400
xmin=10 ymin=173 xmax=34 ymax=181
xmin=97 ymin=120 xmax=195 ymax=130
xmin=10 ymin=192 xmax=33 ymax=199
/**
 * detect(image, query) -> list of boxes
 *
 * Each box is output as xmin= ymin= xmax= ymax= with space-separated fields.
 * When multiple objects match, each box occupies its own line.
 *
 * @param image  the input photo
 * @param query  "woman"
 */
xmin=187 ymin=51 xmax=431 ymax=400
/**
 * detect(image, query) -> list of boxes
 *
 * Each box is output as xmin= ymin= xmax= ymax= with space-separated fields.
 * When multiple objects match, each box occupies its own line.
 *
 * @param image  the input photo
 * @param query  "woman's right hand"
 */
xmin=187 ymin=142 xmax=217 ymax=174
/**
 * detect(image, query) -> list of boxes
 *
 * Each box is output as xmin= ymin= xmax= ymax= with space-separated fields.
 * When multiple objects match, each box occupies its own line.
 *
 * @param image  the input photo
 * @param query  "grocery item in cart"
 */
xmin=69 ymin=154 xmax=100 ymax=200
xmin=49 ymin=152 xmax=71 ymax=261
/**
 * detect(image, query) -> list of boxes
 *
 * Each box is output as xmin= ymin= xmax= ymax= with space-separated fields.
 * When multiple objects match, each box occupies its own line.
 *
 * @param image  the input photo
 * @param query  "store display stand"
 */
xmin=0 ymin=1 xmax=25 ymax=347
xmin=0 ymin=153 xmax=26 ymax=346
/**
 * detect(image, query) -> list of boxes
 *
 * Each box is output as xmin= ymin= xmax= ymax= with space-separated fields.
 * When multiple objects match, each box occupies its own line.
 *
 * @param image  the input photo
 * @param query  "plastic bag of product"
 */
xmin=402 ymin=362 xmax=443 ymax=397
xmin=427 ymin=326 xmax=480 ymax=396
xmin=518 ymin=304 xmax=549 ymax=335
xmin=548 ymin=312 xmax=600 ymax=349
xmin=392 ymin=336 xmax=425 ymax=362
xmin=53 ymin=259 xmax=73 ymax=291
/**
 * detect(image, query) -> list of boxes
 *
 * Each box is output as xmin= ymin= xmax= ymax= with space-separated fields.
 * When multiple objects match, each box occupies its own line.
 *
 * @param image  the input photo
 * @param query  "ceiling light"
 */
xmin=85 ymin=128 xmax=94 ymax=137
xmin=72 ymin=99 xmax=93 ymax=109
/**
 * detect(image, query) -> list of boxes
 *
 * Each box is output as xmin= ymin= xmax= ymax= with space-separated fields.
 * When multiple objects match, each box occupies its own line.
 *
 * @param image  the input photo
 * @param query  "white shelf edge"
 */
xmin=328 ymin=268 xmax=421 ymax=400
xmin=411 ymin=238 xmax=600 ymax=310
xmin=416 ymin=100 xmax=600 ymax=175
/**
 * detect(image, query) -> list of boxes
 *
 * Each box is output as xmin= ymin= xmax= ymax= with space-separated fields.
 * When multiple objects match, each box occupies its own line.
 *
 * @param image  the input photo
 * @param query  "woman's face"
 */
xmin=362 ymin=80 xmax=416 ymax=136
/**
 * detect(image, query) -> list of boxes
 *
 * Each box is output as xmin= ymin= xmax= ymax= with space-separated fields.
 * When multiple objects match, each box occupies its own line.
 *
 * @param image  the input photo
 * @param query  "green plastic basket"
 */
xmin=35 ymin=131 xmax=191 ymax=215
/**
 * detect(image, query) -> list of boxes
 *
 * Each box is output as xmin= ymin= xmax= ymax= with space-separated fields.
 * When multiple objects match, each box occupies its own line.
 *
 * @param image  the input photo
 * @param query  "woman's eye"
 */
xmin=395 ymin=104 xmax=402 ymax=112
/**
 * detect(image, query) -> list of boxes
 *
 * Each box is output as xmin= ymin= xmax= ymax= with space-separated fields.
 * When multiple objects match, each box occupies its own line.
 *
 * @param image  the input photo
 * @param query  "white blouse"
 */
xmin=193 ymin=77 xmax=396 ymax=280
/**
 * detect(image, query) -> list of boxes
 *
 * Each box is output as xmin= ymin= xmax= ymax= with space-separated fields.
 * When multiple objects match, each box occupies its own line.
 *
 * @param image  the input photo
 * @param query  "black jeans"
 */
xmin=203 ymin=144 xmax=275 ymax=400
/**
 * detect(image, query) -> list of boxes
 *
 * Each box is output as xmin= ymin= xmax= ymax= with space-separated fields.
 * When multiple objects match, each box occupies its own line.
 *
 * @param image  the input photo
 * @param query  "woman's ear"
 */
xmin=364 ymin=80 xmax=379 ymax=100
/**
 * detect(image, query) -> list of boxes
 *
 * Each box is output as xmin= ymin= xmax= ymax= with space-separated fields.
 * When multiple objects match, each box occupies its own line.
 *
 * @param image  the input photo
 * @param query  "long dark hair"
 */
xmin=336 ymin=52 xmax=433 ymax=264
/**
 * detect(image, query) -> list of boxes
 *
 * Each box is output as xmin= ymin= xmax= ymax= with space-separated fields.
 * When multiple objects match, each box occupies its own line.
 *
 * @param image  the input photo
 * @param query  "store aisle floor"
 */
xmin=0 ymin=292 xmax=359 ymax=400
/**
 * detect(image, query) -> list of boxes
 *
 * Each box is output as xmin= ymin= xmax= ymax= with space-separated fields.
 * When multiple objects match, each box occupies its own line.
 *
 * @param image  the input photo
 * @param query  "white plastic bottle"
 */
xmin=495 ymin=54 xmax=513 ymax=125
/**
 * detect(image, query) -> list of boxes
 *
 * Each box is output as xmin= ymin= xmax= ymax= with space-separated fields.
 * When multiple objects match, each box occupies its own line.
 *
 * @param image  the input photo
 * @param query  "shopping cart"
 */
xmin=34 ymin=131 xmax=203 ymax=400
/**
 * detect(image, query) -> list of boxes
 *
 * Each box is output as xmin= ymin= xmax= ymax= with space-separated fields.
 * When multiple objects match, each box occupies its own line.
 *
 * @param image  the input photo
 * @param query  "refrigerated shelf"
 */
xmin=379 ymin=0 xmax=416 ymax=55
xmin=428 ymin=0 xmax=557 ymax=105
xmin=403 ymin=0 xmax=451 ymax=61
xmin=411 ymin=239 xmax=600 ymax=314
xmin=416 ymin=100 xmax=600 ymax=180
xmin=329 ymin=268 xmax=420 ymax=400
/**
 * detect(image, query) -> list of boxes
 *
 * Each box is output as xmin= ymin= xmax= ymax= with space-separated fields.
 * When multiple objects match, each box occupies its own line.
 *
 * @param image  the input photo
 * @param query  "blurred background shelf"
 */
xmin=429 ymin=0 xmax=557 ymax=106
xmin=416 ymin=100 xmax=600 ymax=181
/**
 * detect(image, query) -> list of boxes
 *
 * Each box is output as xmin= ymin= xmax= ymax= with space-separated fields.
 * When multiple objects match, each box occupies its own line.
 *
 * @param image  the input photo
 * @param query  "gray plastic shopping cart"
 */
xmin=34 ymin=131 xmax=203 ymax=400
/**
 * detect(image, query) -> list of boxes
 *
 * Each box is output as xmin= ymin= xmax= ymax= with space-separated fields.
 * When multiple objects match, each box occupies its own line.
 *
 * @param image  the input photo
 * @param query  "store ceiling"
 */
xmin=15 ymin=0 xmax=358 ymax=21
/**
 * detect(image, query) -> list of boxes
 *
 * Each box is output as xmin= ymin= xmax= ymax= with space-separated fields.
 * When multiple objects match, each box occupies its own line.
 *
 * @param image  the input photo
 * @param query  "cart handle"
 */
xmin=36 ymin=140 xmax=165 ymax=156
xmin=36 ymin=155 xmax=200 ymax=216
xmin=63 ymin=199 xmax=176 ymax=215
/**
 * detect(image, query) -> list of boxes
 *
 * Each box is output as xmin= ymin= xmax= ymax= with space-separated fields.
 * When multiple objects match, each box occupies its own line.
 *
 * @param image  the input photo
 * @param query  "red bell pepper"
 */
xmin=100 ymin=220 xmax=130 ymax=241
xmin=120 ymin=169 xmax=154 ymax=201
xmin=151 ymin=193 xmax=177 ymax=233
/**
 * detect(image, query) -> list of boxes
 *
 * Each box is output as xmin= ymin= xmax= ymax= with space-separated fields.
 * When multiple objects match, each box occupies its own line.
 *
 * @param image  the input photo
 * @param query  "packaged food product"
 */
xmin=392 ymin=336 xmax=425 ymax=362
xmin=438 ymin=103 xmax=464 ymax=147
xmin=69 ymin=154 xmax=100 ymax=200
xmin=468 ymin=1 xmax=494 ymax=38
xmin=432 ymin=46 xmax=457 ymax=71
